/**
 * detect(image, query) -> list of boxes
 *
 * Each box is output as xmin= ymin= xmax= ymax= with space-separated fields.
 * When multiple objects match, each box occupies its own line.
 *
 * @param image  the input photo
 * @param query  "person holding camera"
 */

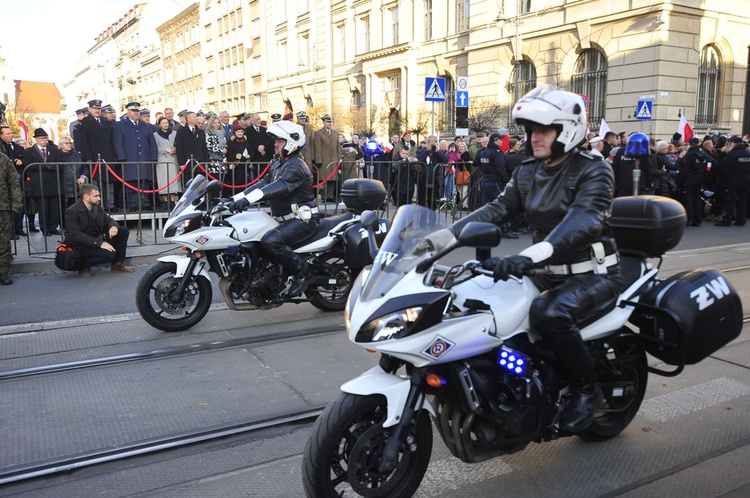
xmin=64 ymin=183 xmax=134 ymax=277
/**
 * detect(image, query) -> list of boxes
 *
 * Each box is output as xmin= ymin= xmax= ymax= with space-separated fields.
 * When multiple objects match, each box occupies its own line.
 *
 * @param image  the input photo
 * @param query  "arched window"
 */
xmin=571 ymin=48 xmax=608 ymax=130
xmin=508 ymin=59 xmax=537 ymax=132
xmin=352 ymin=90 xmax=362 ymax=108
xmin=695 ymin=45 xmax=721 ymax=128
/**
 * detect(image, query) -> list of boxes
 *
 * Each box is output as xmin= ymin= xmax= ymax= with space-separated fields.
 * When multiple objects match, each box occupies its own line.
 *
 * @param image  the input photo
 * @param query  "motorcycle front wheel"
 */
xmin=302 ymin=393 xmax=433 ymax=498
xmin=135 ymin=261 xmax=213 ymax=332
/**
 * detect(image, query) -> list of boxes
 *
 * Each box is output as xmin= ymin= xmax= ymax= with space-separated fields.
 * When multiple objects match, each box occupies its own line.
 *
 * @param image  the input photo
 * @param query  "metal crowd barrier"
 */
xmin=15 ymin=157 xmax=487 ymax=255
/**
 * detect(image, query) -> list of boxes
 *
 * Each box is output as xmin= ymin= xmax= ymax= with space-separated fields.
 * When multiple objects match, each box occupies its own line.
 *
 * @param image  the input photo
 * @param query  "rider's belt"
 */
xmin=274 ymin=206 xmax=318 ymax=223
xmin=545 ymin=253 xmax=618 ymax=276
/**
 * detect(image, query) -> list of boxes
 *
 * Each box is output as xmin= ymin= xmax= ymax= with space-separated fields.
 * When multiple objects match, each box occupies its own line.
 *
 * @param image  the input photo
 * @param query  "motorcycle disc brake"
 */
xmin=154 ymin=277 xmax=197 ymax=315
xmin=347 ymin=424 xmax=411 ymax=497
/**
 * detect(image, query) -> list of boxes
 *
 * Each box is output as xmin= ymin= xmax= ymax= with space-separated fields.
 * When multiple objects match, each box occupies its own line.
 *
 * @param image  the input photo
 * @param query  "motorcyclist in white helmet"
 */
xmin=446 ymin=84 xmax=622 ymax=432
xmin=229 ymin=121 xmax=318 ymax=296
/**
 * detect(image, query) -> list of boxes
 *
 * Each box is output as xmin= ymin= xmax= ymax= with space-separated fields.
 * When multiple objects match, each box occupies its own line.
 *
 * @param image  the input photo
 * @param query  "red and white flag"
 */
xmin=18 ymin=119 xmax=28 ymax=141
xmin=677 ymin=113 xmax=694 ymax=143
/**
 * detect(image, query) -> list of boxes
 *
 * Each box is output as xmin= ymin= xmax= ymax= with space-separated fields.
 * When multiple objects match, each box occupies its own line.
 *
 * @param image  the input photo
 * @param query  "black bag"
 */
xmin=55 ymin=242 xmax=83 ymax=271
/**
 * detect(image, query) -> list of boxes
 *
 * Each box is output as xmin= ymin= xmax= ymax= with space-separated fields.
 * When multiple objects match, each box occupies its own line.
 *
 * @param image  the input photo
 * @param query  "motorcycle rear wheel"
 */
xmin=302 ymin=393 xmax=432 ymax=498
xmin=579 ymin=338 xmax=648 ymax=442
xmin=135 ymin=261 xmax=213 ymax=332
xmin=307 ymin=257 xmax=356 ymax=312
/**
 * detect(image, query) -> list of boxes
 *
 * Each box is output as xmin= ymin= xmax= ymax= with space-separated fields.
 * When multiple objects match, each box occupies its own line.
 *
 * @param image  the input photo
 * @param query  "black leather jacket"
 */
xmin=247 ymin=154 xmax=315 ymax=217
xmin=451 ymin=150 xmax=615 ymax=265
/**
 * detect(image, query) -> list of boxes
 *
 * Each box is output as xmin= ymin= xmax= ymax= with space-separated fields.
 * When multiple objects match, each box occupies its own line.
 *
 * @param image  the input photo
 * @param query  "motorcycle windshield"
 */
xmin=360 ymin=204 xmax=448 ymax=302
xmin=171 ymin=174 xmax=209 ymax=217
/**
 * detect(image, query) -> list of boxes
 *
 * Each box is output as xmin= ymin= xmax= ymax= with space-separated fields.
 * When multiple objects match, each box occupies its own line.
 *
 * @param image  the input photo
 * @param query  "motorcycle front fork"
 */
xmin=170 ymin=254 xmax=200 ymax=302
xmin=377 ymin=369 xmax=425 ymax=474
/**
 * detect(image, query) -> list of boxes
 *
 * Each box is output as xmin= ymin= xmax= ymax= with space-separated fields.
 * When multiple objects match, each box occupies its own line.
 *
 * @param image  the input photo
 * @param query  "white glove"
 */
xmin=232 ymin=188 xmax=264 ymax=204
xmin=519 ymin=241 xmax=554 ymax=264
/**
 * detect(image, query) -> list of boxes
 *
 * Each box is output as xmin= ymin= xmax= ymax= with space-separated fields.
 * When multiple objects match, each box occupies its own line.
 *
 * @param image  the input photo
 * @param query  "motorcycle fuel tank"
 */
xmin=229 ymin=211 xmax=279 ymax=242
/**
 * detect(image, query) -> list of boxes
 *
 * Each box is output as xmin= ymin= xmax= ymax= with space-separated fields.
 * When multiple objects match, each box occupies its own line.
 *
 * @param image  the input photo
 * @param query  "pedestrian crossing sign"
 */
xmin=636 ymin=100 xmax=652 ymax=120
xmin=425 ymin=77 xmax=446 ymax=102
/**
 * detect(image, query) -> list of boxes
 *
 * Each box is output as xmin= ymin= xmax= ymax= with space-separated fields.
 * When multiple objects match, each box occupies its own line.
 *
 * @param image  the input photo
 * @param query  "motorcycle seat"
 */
xmin=619 ymin=255 xmax=647 ymax=291
xmin=291 ymin=212 xmax=357 ymax=249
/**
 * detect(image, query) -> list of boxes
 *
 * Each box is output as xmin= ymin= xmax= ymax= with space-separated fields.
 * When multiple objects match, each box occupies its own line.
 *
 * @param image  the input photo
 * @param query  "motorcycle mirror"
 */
xmin=206 ymin=180 xmax=222 ymax=194
xmin=360 ymin=210 xmax=378 ymax=229
xmin=458 ymin=222 xmax=502 ymax=248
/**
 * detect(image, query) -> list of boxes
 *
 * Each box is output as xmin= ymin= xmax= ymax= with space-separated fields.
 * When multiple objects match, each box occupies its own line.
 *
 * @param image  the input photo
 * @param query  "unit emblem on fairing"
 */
xmin=422 ymin=336 xmax=455 ymax=359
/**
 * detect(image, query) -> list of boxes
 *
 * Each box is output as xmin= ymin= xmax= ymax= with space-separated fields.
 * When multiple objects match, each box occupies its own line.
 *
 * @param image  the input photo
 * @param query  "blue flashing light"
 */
xmin=364 ymin=139 xmax=383 ymax=156
xmin=498 ymin=346 xmax=529 ymax=376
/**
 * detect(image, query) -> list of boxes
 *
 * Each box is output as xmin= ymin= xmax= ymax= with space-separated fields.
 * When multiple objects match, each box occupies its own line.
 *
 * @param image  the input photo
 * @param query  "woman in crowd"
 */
xmin=58 ymin=136 xmax=84 ymax=214
xmin=205 ymin=115 xmax=228 ymax=186
xmin=225 ymin=124 xmax=253 ymax=198
xmin=153 ymin=116 xmax=181 ymax=210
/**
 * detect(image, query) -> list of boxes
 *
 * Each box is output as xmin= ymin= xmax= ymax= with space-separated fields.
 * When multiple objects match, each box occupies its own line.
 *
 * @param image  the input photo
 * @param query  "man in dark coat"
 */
xmin=113 ymin=102 xmax=158 ymax=211
xmin=76 ymin=99 xmax=118 ymax=211
xmin=174 ymin=111 xmax=209 ymax=183
xmin=675 ymin=137 xmax=708 ymax=227
xmin=245 ymin=113 xmax=273 ymax=164
xmin=714 ymin=136 xmax=750 ymax=226
xmin=21 ymin=128 xmax=64 ymax=236
xmin=64 ymin=183 xmax=134 ymax=277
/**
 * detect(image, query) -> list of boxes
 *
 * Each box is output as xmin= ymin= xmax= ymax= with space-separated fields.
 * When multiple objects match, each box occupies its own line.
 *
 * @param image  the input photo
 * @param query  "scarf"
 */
xmin=156 ymin=128 xmax=172 ymax=140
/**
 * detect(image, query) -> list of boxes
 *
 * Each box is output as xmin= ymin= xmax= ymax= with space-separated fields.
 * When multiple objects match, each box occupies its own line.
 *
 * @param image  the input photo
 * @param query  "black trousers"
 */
xmin=530 ymin=271 xmax=623 ymax=383
xmin=720 ymin=187 xmax=748 ymax=225
xmin=33 ymin=195 xmax=61 ymax=232
xmin=79 ymin=226 xmax=130 ymax=268
xmin=260 ymin=218 xmax=317 ymax=276
xmin=680 ymin=186 xmax=703 ymax=225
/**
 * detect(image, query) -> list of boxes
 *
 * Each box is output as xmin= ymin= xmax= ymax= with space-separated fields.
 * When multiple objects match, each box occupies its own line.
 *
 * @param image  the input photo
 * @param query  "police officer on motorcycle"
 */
xmin=446 ymin=85 xmax=622 ymax=432
xmin=229 ymin=121 xmax=319 ymax=296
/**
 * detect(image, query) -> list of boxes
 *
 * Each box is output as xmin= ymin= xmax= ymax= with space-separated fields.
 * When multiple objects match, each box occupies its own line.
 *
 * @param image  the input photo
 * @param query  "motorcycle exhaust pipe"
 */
xmin=218 ymin=277 xmax=263 ymax=311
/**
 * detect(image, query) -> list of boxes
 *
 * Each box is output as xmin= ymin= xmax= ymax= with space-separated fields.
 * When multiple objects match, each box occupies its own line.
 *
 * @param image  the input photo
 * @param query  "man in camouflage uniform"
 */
xmin=1 ymin=153 xmax=23 ymax=285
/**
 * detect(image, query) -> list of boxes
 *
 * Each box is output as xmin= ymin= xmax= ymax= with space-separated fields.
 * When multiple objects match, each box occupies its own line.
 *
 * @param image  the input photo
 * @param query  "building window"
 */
xmin=333 ymin=24 xmax=345 ymax=63
xmin=359 ymin=15 xmax=370 ymax=53
xmin=507 ymin=59 xmax=537 ymax=131
xmin=438 ymin=76 xmax=455 ymax=133
xmin=252 ymin=56 xmax=261 ymax=75
xmin=277 ymin=0 xmax=287 ymax=24
xmin=695 ymin=45 xmax=721 ymax=128
xmin=571 ymin=47 xmax=608 ymax=130
xmin=279 ymin=40 xmax=288 ymax=74
xmin=456 ymin=0 xmax=469 ymax=33
xmin=299 ymin=33 xmax=309 ymax=68
xmin=352 ymin=90 xmax=362 ymax=108
xmin=390 ymin=7 xmax=399 ymax=46
xmin=424 ymin=0 xmax=432 ymax=41
xmin=251 ymin=18 xmax=260 ymax=38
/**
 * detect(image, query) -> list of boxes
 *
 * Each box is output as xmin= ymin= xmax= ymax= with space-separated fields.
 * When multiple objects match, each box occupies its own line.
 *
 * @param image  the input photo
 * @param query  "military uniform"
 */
xmin=1 ymin=154 xmax=23 ymax=284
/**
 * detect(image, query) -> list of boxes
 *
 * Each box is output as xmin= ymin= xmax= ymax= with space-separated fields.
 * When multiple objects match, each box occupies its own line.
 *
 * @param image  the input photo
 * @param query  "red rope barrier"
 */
xmin=196 ymin=162 xmax=271 ymax=189
xmin=103 ymin=162 xmax=189 ymax=194
xmin=313 ymin=162 xmax=342 ymax=188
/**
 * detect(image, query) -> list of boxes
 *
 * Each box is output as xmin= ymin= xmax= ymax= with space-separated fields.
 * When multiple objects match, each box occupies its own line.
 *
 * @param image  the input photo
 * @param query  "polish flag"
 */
xmin=18 ymin=119 xmax=28 ymax=141
xmin=678 ymin=113 xmax=694 ymax=143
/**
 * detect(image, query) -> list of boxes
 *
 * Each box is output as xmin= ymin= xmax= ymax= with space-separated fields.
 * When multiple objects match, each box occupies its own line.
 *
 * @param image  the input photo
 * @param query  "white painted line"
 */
xmin=639 ymin=377 xmax=750 ymax=422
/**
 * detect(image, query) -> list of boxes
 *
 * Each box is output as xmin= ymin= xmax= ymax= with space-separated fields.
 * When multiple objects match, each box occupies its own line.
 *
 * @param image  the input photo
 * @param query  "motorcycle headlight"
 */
xmin=365 ymin=307 xmax=423 ymax=342
xmin=164 ymin=213 xmax=202 ymax=238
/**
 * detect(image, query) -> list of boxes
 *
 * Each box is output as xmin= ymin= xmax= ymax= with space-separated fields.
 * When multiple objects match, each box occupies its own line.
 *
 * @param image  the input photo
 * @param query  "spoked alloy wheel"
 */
xmin=135 ymin=261 xmax=212 ymax=332
xmin=579 ymin=338 xmax=648 ymax=441
xmin=302 ymin=393 xmax=432 ymax=497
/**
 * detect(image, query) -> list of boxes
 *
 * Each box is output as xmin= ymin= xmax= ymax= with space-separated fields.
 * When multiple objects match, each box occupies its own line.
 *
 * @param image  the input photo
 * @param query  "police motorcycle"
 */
xmin=135 ymin=174 xmax=390 ymax=332
xmin=302 ymin=199 xmax=743 ymax=498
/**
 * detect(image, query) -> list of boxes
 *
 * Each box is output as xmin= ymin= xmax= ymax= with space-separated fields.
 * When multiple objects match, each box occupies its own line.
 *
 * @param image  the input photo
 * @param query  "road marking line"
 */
xmin=639 ymin=377 xmax=750 ymax=422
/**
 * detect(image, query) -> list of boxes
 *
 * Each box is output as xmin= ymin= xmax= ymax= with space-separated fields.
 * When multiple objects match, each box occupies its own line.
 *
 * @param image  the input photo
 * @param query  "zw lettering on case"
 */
xmin=689 ymin=276 xmax=730 ymax=311
xmin=373 ymin=250 xmax=398 ymax=267
xmin=358 ymin=222 xmax=388 ymax=239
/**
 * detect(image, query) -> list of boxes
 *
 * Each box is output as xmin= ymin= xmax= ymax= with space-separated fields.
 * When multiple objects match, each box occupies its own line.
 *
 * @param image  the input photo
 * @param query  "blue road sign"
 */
xmin=456 ymin=91 xmax=469 ymax=108
xmin=636 ymin=100 xmax=653 ymax=120
xmin=425 ymin=77 xmax=446 ymax=102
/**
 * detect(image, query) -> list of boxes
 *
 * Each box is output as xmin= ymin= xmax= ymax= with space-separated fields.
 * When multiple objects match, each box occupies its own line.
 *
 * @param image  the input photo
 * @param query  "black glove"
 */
xmin=485 ymin=255 xmax=534 ymax=281
xmin=228 ymin=197 xmax=250 ymax=213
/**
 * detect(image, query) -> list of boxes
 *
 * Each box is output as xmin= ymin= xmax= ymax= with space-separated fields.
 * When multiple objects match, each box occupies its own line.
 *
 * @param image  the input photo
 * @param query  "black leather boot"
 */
xmin=288 ymin=267 xmax=314 ymax=297
xmin=560 ymin=383 xmax=603 ymax=432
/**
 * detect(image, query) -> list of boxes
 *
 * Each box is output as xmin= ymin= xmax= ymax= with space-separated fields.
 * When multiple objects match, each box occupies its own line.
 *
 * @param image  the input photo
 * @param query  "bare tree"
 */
xmin=468 ymin=97 xmax=505 ymax=134
xmin=399 ymin=108 xmax=432 ymax=143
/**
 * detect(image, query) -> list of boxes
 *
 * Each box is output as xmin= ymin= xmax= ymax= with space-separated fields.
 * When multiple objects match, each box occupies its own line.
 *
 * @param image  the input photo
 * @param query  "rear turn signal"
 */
xmin=426 ymin=374 xmax=446 ymax=388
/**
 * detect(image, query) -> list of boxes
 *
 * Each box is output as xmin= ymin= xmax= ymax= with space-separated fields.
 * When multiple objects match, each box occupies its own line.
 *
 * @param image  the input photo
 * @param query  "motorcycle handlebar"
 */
xmin=469 ymin=263 xmax=551 ymax=281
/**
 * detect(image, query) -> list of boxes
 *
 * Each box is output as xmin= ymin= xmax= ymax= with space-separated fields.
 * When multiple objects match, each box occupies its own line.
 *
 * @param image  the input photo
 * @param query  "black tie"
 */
xmin=41 ymin=147 xmax=46 ymax=161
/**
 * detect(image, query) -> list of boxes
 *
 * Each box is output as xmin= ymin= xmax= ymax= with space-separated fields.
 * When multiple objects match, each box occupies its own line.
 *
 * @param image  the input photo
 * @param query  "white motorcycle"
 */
xmin=136 ymin=174 xmax=390 ymax=332
xmin=302 ymin=199 xmax=743 ymax=497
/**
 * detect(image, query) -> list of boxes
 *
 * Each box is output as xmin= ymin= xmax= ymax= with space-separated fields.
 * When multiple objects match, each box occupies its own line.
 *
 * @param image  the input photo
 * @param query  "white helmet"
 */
xmin=266 ymin=121 xmax=305 ymax=156
xmin=511 ymin=84 xmax=587 ymax=158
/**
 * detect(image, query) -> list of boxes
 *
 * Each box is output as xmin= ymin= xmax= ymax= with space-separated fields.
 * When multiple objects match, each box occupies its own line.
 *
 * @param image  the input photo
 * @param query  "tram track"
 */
xmin=0 ymin=323 xmax=345 ymax=381
xmin=0 ymin=405 xmax=325 ymax=486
